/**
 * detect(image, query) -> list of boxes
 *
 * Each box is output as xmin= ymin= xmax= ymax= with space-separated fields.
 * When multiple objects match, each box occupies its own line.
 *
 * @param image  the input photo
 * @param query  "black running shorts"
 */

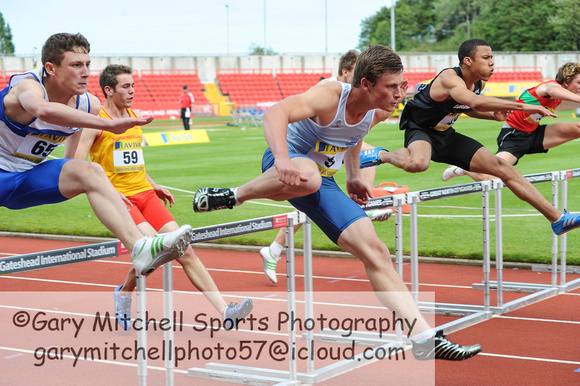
xmin=496 ymin=124 xmax=547 ymax=165
xmin=404 ymin=127 xmax=484 ymax=171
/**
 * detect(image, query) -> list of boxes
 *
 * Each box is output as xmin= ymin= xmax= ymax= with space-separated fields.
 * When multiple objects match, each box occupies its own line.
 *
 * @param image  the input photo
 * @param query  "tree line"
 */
xmin=0 ymin=12 xmax=14 ymax=55
xmin=358 ymin=0 xmax=580 ymax=52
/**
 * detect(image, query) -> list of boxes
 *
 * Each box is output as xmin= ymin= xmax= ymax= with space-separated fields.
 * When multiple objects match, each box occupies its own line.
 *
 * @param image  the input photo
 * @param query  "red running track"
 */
xmin=0 ymin=235 xmax=579 ymax=385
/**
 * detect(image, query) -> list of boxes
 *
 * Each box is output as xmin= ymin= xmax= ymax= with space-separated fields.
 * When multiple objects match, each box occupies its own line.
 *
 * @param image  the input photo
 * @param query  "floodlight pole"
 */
xmin=264 ymin=0 xmax=267 ymax=51
xmin=391 ymin=0 xmax=395 ymax=51
xmin=226 ymin=4 xmax=230 ymax=55
xmin=325 ymin=0 xmax=328 ymax=55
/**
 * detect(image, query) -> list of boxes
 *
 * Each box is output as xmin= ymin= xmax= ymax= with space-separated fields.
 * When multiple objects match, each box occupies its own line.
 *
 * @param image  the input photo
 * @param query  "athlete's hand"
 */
xmin=119 ymin=192 xmax=132 ymax=207
xmin=275 ymin=158 xmax=308 ymax=186
xmin=346 ymin=178 xmax=372 ymax=205
xmin=105 ymin=115 xmax=155 ymax=134
xmin=522 ymin=104 xmax=557 ymax=118
xmin=493 ymin=110 xmax=512 ymax=121
xmin=154 ymin=186 xmax=175 ymax=207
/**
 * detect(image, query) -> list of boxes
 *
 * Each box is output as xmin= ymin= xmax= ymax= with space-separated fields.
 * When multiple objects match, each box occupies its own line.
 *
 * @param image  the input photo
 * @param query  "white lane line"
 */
xmin=0 ymin=267 xmax=473 ymax=290
xmin=478 ymin=352 xmax=580 ymax=366
xmin=495 ymin=315 xmax=580 ymax=325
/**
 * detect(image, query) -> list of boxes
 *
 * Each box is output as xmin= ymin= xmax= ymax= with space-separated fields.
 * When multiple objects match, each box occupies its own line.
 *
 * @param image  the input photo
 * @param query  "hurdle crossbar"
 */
xmin=0 ymin=240 xmax=124 ymax=275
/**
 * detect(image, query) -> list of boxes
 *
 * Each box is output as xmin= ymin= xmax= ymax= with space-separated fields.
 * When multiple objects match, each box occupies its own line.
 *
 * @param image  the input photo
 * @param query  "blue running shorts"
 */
xmin=262 ymin=148 xmax=367 ymax=244
xmin=0 ymin=159 xmax=69 ymax=210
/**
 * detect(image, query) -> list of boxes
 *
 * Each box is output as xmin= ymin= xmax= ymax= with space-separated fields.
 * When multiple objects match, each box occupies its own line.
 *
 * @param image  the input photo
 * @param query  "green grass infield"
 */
xmin=2 ymin=113 xmax=579 ymax=265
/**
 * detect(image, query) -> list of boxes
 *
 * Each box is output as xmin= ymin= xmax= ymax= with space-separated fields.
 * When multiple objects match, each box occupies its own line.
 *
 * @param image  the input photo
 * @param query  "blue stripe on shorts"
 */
xmin=262 ymin=148 xmax=367 ymax=244
xmin=0 ymin=159 xmax=70 ymax=209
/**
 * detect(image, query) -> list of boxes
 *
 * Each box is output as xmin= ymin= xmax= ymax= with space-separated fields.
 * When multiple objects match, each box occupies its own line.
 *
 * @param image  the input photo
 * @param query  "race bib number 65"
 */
xmin=14 ymin=133 xmax=67 ymax=164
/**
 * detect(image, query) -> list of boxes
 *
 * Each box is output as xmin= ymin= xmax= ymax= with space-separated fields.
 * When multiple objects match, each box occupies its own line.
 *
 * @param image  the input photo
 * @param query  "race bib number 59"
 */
xmin=113 ymin=148 xmax=145 ymax=173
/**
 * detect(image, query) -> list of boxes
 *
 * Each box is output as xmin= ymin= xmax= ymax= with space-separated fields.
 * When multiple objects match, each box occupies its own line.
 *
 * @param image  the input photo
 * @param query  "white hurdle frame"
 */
xmin=404 ymin=181 xmax=493 ymax=331
xmin=185 ymin=211 xmax=308 ymax=385
xmin=187 ymin=196 xmax=413 ymax=385
xmin=403 ymin=168 xmax=580 ymax=335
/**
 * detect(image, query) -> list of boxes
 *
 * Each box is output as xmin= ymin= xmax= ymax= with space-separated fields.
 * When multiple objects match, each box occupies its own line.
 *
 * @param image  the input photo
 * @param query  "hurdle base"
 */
xmin=560 ymin=277 xmax=580 ymax=292
xmin=531 ymin=264 xmax=580 ymax=274
xmin=304 ymin=330 xmax=409 ymax=348
xmin=418 ymin=301 xmax=495 ymax=317
xmin=436 ymin=311 xmax=492 ymax=334
xmin=471 ymin=280 xmax=556 ymax=293
xmin=188 ymin=340 xmax=408 ymax=385
xmin=187 ymin=365 xmax=301 ymax=385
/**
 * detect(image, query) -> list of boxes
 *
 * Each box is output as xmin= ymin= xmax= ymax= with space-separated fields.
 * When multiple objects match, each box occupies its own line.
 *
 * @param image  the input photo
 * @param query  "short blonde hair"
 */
xmin=555 ymin=62 xmax=580 ymax=85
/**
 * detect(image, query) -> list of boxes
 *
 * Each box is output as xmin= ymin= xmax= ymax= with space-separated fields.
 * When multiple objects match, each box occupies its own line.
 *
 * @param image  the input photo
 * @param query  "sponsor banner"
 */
xmin=524 ymin=172 xmax=555 ymax=184
xmin=273 ymin=214 xmax=288 ymax=228
xmin=143 ymin=129 xmax=210 ymax=147
xmin=566 ymin=168 xmax=580 ymax=179
xmin=361 ymin=196 xmax=395 ymax=210
xmin=483 ymin=82 xmax=539 ymax=97
xmin=190 ymin=216 xmax=277 ymax=243
xmin=419 ymin=183 xmax=482 ymax=202
xmin=0 ymin=241 xmax=121 ymax=275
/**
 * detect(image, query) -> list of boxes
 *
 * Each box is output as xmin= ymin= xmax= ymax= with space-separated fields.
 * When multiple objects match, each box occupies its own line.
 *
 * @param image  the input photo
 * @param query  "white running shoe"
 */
xmin=259 ymin=247 xmax=278 ymax=284
xmin=114 ymin=285 xmax=132 ymax=331
xmin=366 ymin=208 xmax=393 ymax=222
xmin=442 ymin=165 xmax=464 ymax=181
xmin=131 ymin=225 xmax=193 ymax=276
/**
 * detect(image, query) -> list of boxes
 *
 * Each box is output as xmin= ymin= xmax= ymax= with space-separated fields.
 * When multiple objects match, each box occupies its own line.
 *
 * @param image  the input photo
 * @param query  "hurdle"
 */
xmin=189 ymin=168 xmax=580 ymax=384
xmin=389 ymin=168 xmax=580 ymax=336
xmin=185 ymin=210 xmax=311 ymax=385
xmin=0 ymin=238 xmax=157 ymax=383
xmin=136 ymin=210 xmax=311 ymax=386
xmin=402 ymin=181 xmax=493 ymax=332
xmin=530 ymin=169 xmax=580 ymax=291
xmin=471 ymin=169 xmax=580 ymax=301
xmin=186 ymin=197 xmax=428 ymax=385
xmin=0 ymin=240 xmax=124 ymax=275
xmin=0 ymin=211 xmax=310 ymax=385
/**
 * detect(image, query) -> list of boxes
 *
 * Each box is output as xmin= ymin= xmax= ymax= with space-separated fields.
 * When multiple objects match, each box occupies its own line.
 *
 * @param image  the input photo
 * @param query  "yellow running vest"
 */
xmin=89 ymin=108 xmax=152 ymax=196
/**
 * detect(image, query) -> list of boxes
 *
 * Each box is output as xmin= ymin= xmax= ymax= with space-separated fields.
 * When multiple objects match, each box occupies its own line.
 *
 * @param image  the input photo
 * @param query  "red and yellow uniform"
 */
xmin=90 ymin=108 xmax=173 ymax=229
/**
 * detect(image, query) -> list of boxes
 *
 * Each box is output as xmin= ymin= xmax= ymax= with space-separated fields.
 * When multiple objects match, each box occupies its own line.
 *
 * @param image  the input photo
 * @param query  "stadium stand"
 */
xmin=216 ymin=69 xmax=283 ymax=105
xmin=141 ymin=69 xmax=209 ymax=106
xmin=85 ymin=69 xmax=210 ymax=115
xmin=0 ymin=76 xmax=8 ymax=91
xmin=403 ymin=68 xmax=437 ymax=93
xmin=87 ymin=74 xmax=102 ymax=100
xmin=0 ymin=65 xmax=545 ymax=120
xmin=491 ymin=67 xmax=543 ymax=82
xmin=276 ymin=69 xmax=332 ymax=98
xmin=401 ymin=67 xmax=543 ymax=94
